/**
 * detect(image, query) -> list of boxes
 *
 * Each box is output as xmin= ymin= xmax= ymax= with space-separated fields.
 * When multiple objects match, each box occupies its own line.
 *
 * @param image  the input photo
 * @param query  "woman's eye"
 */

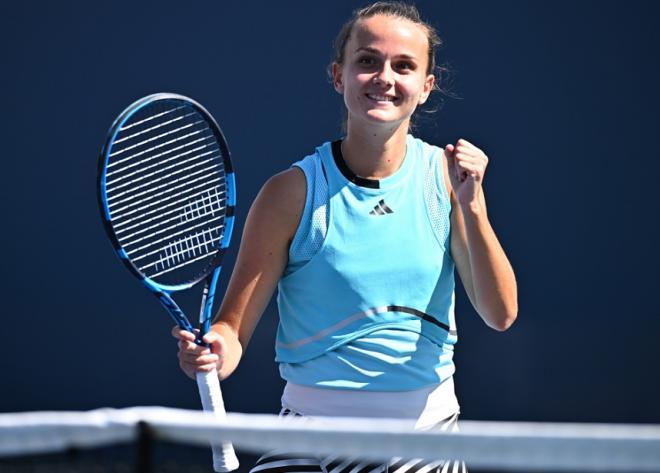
xmin=397 ymin=62 xmax=415 ymax=71
xmin=358 ymin=56 xmax=376 ymax=66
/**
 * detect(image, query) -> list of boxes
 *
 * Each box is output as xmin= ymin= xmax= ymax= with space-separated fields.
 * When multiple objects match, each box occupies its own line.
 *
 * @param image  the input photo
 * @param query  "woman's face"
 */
xmin=332 ymin=14 xmax=435 ymax=132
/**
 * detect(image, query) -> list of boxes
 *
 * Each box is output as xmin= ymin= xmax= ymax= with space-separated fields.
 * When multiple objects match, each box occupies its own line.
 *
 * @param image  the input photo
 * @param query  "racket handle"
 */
xmin=196 ymin=370 xmax=239 ymax=472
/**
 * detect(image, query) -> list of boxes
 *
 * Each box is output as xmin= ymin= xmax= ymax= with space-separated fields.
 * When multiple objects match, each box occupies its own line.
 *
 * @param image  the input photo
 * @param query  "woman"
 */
xmin=174 ymin=2 xmax=517 ymax=472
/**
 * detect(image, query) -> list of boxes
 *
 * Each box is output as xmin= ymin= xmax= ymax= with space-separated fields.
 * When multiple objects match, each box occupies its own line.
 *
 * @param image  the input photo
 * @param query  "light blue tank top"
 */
xmin=276 ymin=136 xmax=457 ymax=391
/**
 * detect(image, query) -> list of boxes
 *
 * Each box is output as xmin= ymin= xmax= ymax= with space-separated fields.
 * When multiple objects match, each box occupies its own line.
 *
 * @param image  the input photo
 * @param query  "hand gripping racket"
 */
xmin=97 ymin=93 xmax=239 ymax=472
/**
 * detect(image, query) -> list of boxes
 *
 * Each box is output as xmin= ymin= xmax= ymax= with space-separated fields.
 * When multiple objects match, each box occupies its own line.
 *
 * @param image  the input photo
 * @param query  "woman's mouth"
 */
xmin=366 ymin=93 xmax=397 ymax=103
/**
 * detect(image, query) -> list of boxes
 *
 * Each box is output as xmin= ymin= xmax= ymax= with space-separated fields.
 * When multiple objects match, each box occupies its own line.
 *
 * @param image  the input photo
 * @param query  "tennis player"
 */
xmin=174 ymin=2 xmax=517 ymax=472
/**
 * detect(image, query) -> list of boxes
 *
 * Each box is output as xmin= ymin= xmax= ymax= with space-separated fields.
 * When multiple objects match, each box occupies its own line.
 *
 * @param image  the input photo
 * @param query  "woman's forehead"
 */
xmin=349 ymin=15 xmax=429 ymax=56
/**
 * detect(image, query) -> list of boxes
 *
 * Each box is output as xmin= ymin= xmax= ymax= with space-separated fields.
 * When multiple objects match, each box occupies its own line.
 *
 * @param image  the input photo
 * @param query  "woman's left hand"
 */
xmin=444 ymin=139 xmax=489 ymax=208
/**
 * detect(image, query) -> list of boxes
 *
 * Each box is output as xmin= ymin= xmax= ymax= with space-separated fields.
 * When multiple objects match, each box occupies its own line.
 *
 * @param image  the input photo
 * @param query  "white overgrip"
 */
xmin=196 ymin=370 xmax=240 ymax=472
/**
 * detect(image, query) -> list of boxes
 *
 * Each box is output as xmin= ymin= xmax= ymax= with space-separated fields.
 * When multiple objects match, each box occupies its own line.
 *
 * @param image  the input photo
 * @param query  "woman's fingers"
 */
xmin=173 ymin=326 xmax=225 ymax=379
xmin=171 ymin=326 xmax=196 ymax=342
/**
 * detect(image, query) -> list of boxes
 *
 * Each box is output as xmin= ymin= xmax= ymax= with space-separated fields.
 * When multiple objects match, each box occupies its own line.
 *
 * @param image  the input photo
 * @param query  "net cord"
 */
xmin=1 ymin=407 xmax=658 ymax=472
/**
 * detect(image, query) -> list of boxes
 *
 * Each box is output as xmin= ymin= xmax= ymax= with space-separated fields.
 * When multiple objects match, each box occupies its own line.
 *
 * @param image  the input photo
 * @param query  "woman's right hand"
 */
xmin=172 ymin=326 xmax=225 ymax=380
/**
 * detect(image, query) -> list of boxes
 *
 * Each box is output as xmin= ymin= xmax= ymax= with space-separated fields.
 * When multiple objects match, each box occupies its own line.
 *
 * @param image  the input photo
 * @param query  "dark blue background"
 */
xmin=1 ymin=0 xmax=659 ymax=431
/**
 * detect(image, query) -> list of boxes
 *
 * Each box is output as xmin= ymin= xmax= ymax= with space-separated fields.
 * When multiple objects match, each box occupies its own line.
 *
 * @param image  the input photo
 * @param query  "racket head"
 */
xmin=97 ymin=93 xmax=236 ymax=292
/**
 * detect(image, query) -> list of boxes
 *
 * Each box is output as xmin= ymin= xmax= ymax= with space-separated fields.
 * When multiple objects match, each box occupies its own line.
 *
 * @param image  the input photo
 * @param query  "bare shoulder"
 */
xmin=248 ymin=167 xmax=306 ymax=243
xmin=255 ymin=167 xmax=306 ymax=221
xmin=259 ymin=167 xmax=306 ymax=208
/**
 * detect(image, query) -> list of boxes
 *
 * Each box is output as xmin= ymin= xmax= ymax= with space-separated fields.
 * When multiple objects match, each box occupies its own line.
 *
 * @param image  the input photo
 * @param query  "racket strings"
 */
xmin=111 ymin=180 xmax=224 ymax=229
xmin=118 ymin=104 xmax=186 ymax=131
xmin=104 ymin=100 xmax=228 ymax=285
xmin=105 ymin=140 xmax=217 ymax=190
xmin=125 ymin=207 xmax=224 ymax=256
xmin=109 ymin=173 xmax=225 ymax=219
xmin=112 ymin=111 xmax=197 ymax=145
xmin=149 ymin=230 xmax=222 ymax=278
xmin=106 ymin=154 xmax=221 ymax=203
xmin=115 ymin=188 xmax=226 ymax=236
xmin=109 ymin=120 xmax=206 ymax=159
xmin=105 ymin=135 xmax=215 ymax=179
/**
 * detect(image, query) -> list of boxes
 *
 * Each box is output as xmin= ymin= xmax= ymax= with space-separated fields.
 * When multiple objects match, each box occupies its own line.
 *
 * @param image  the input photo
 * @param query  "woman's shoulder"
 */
xmin=243 ymin=167 xmax=306 ymax=245
xmin=408 ymin=134 xmax=445 ymax=158
xmin=251 ymin=141 xmax=333 ymax=232
xmin=260 ymin=167 xmax=306 ymax=209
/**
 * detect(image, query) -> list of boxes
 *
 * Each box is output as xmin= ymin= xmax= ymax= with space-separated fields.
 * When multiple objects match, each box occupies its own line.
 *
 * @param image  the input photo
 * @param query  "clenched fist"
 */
xmin=444 ymin=138 xmax=489 ymax=208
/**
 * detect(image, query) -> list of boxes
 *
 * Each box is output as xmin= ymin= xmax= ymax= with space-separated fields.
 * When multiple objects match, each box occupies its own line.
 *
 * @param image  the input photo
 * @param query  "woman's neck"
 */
xmin=341 ymin=122 xmax=410 ymax=180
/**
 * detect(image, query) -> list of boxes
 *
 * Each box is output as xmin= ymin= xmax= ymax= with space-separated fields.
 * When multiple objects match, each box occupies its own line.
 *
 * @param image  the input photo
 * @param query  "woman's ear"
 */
xmin=332 ymin=63 xmax=344 ymax=94
xmin=419 ymin=74 xmax=435 ymax=105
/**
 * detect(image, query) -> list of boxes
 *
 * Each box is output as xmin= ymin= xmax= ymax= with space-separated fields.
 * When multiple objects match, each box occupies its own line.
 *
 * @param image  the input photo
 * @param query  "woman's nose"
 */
xmin=372 ymin=65 xmax=394 ymax=86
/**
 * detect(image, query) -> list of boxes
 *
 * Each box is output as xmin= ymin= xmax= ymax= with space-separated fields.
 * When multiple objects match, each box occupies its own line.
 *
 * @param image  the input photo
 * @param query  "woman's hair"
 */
xmin=329 ymin=1 xmax=452 ymax=130
xmin=331 ymin=1 xmax=442 ymax=78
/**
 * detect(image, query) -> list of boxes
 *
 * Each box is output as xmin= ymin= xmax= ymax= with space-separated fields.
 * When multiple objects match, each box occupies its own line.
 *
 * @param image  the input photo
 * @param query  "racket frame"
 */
xmin=97 ymin=93 xmax=236 ymax=333
xmin=97 ymin=93 xmax=240 ymax=471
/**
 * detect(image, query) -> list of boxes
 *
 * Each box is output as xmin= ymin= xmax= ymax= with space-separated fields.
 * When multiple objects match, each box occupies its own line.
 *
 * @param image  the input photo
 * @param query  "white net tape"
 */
xmin=1 ymin=407 xmax=659 ymax=472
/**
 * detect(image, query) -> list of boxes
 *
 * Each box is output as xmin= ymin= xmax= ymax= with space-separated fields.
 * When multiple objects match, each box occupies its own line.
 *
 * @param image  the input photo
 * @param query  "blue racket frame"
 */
xmin=97 ymin=93 xmax=236 ymax=339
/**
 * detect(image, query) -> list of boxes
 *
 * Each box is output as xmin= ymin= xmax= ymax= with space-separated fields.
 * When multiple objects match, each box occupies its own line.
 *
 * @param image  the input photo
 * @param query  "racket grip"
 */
xmin=196 ymin=370 xmax=239 ymax=472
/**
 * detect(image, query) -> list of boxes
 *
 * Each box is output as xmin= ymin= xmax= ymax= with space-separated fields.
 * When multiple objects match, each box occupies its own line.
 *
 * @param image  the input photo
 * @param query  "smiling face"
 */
xmin=332 ymin=14 xmax=435 ymax=132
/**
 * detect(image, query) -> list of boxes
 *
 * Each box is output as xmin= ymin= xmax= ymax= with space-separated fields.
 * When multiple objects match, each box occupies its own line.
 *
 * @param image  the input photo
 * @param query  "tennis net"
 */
xmin=0 ymin=407 xmax=658 ymax=472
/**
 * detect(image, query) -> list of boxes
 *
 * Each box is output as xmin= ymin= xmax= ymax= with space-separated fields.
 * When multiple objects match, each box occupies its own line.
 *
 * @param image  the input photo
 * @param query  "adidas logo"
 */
xmin=369 ymin=199 xmax=394 ymax=216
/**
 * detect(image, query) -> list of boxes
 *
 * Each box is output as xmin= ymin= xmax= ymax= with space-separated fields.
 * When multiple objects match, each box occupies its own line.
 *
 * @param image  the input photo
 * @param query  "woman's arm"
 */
xmin=442 ymin=139 xmax=518 ymax=331
xmin=174 ymin=167 xmax=306 ymax=379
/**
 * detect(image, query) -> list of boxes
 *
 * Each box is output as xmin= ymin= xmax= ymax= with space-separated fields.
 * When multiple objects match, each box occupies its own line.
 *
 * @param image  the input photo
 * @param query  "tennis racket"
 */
xmin=97 ymin=92 xmax=239 ymax=472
